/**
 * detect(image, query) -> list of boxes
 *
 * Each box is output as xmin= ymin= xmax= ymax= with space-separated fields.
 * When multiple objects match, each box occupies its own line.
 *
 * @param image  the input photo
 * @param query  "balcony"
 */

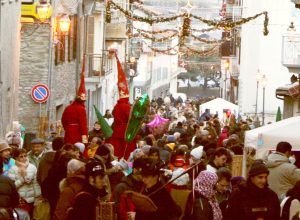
xmin=86 ymin=52 xmax=113 ymax=78
xmin=282 ymin=34 xmax=300 ymax=73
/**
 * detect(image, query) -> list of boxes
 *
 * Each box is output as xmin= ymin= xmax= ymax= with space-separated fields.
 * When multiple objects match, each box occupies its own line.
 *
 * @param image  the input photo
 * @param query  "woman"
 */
xmin=8 ymin=148 xmax=41 ymax=217
xmin=280 ymin=180 xmax=300 ymax=220
xmin=225 ymin=160 xmax=280 ymax=220
xmin=184 ymin=170 xmax=222 ymax=220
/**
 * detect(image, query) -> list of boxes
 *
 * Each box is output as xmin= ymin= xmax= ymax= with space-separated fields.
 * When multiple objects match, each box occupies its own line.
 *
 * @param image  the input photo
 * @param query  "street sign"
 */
xmin=31 ymin=84 xmax=50 ymax=103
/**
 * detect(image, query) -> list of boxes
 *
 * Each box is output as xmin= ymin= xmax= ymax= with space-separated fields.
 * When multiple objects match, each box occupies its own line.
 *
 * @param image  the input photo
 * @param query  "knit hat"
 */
xmin=74 ymin=142 xmax=85 ymax=153
xmin=67 ymin=159 xmax=85 ymax=175
xmin=248 ymin=160 xmax=269 ymax=177
xmin=166 ymin=135 xmax=176 ymax=143
xmin=190 ymin=146 xmax=204 ymax=160
xmin=95 ymin=144 xmax=111 ymax=156
xmin=115 ymin=53 xmax=129 ymax=98
xmin=0 ymin=141 xmax=11 ymax=152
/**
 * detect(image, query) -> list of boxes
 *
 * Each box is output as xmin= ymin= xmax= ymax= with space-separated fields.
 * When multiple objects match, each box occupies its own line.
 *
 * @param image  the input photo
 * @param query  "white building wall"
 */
xmin=239 ymin=0 xmax=296 ymax=120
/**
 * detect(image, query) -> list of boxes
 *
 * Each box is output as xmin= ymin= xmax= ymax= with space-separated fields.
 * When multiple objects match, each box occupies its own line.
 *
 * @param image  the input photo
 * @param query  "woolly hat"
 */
xmin=166 ymin=135 xmax=176 ymax=143
xmin=248 ymin=160 xmax=269 ymax=177
xmin=115 ymin=53 xmax=129 ymax=98
xmin=95 ymin=144 xmax=111 ymax=156
xmin=67 ymin=159 xmax=85 ymax=175
xmin=190 ymin=146 xmax=204 ymax=160
xmin=74 ymin=142 xmax=85 ymax=153
xmin=0 ymin=141 xmax=11 ymax=152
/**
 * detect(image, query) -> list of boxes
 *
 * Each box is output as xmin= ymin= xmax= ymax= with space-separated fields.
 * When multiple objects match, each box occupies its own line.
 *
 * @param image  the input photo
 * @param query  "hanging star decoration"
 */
xmin=180 ymin=0 xmax=195 ymax=17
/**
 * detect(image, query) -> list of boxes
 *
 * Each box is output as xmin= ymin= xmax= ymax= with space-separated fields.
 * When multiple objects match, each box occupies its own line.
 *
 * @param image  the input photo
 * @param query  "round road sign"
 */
xmin=31 ymin=84 xmax=50 ymax=103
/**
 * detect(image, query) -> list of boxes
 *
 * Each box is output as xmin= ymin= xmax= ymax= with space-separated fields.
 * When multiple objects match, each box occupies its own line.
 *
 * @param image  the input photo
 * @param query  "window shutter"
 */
xmin=73 ymin=16 xmax=78 ymax=60
xmin=86 ymin=16 xmax=95 ymax=54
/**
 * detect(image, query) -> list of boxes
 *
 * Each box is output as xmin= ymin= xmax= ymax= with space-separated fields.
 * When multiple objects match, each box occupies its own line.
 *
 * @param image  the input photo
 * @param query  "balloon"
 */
xmin=125 ymin=94 xmax=150 ymax=142
xmin=147 ymin=114 xmax=169 ymax=128
xmin=93 ymin=105 xmax=113 ymax=139
xmin=146 ymin=114 xmax=169 ymax=135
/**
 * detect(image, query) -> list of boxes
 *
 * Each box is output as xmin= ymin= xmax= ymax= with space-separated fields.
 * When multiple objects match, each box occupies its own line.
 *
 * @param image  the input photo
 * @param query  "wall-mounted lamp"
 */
xmin=58 ymin=15 xmax=71 ymax=33
xmin=36 ymin=2 xmax=53 ymax=23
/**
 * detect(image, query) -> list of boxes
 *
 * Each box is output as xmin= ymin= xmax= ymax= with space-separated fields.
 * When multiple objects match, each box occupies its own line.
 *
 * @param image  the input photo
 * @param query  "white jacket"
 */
xmin=8 ymin=160 xmax=41 ymax=203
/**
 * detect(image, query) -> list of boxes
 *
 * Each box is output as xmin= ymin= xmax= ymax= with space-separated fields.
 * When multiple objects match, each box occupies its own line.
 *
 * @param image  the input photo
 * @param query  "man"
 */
xmin=88 ymin=121 xmax=103 ymax=142
xmin=216 ymin=167 xmax=232 ymax=216
xmin=135 ymin=158 xmax=182 ymax=220
xmin=113 ymin=157 xmax=144 ymax=220
xmin=67 ymin=161 xmax=109 ymax=220
xmin=206 ymin=147 xmax=230 ymax=173
xmin=226 ymin=160 xmax=280 ymax=220
xmin=0 ymin=141 xmax=15 ymax=176
xmin=28 ymin=138 xmax=47 ymax=168
xmin=61 ymin=70 xmax=88 ymax=145
xmin=266 ymin=141 xmax=300 ymax=199
xmin=107 ymin=53 xmax=136 ymax=160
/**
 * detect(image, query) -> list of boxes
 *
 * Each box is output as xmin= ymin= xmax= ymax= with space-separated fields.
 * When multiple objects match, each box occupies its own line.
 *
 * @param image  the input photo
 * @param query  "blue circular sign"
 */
xmin=31 ymin=84 xmax=50 ymax=103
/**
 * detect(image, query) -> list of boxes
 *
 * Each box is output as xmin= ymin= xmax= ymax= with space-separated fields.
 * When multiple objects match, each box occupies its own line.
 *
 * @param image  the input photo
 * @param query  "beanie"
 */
xmin=67 ymin=159 xmax=85 ymax=175
xmin=167 ymin=135 xmax=176 ymax=143
xmin=95 ymin=144 xmax=111 ymax=156
xmin=248 ymin=160 xmax=269 ymax=177
xmin=190 ymin=146 xmax=204 ymax=160
xmin=74 ymin=142 xmax=85 ymax=153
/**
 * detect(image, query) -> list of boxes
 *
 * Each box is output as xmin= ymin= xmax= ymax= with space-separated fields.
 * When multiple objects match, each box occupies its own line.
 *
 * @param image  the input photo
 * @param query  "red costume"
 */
xmin=107 ymin=98 xmax=136 ymax=159
xmin=61 ymin=58 xmax=88 ymax=144
xmin=61 ymin=100 xmax=88 ymax=144
xmin=106 ymin=53 xmax=136 ymax=160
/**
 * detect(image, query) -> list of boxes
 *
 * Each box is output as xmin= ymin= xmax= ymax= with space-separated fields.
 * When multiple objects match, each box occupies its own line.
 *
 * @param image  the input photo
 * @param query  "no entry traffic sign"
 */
xmin=31 ymin=84 xmax=50 ymax=103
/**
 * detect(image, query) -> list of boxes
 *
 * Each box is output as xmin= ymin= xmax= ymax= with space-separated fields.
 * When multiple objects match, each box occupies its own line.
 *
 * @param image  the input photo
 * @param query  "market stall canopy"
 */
xmin=199 ymin=98 xmax=238 ymax=121
xmin=244 ymin=116 xmax=300 ymax=159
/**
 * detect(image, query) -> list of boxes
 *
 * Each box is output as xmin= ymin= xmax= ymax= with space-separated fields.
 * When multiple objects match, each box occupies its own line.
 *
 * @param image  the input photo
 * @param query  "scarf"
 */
xmin=194 ymin=171 xmax=222 ymax=220
xmin=15 ymin=159 xmax=29 ymax=177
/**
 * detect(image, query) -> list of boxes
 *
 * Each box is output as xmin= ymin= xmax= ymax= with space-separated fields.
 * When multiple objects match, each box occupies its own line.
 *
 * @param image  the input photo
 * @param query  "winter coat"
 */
xmin=61 ymin=100 xmax=88 ymax=144
xmin=37 ymin=151 xmax=56 ymax=185
xmin=67 ymin=183 xmax=108 ymax=220
xmin=28 ymin=150 xmax=46 ymax=168
xmin=7 ymin=160 xmax=41 ymax=203
xmin=113 ymin=174 xmax=143 ymax=220
xmin=53 ymin=175 xmax=86 ymax=220
xmin=135 ymin=181 xmax=182 ymax=220
xmin=266 ymin=152 xmax=300 ymax=198
xmin=184 ymin=192 xmax=213 ymax=220
xmin=280 ymin=196 xmax=300 ymax=220
xmin=225 ymin=181 xmax=280 ymax=220
xmin=3 ymin=158 xmax=15 ymax=176
xmin=0 ymin=174 xmax=19 ymax=208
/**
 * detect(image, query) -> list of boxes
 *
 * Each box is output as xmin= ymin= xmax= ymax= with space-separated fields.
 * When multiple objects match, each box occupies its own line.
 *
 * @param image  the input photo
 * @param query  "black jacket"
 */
xmin=136 ymin=181 xmax=182 ymax=220
xmin=0 ymin=174 xmax=19 ymax=208
xmin=225 ymin=181 xmax=280 ymax=220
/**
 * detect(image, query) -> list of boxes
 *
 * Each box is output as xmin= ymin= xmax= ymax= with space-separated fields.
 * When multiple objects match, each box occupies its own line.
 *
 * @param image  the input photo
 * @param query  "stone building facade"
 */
xmin=19 ymin=22 xmax=77 ymax=136
xmin=0 ymin=0 xmax=21 ymax=138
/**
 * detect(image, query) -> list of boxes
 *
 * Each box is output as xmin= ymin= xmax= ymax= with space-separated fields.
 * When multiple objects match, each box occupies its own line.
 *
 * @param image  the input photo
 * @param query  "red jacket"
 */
xmin=61 ymin=101 xmax=88 ymax=144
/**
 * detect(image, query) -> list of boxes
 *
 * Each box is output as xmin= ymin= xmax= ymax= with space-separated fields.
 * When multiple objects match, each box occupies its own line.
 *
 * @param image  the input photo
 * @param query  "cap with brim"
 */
xmin=31 ymin=138 xmax=45 ymax=144
xmin=0 ymin=142 xmax=11 ymax=152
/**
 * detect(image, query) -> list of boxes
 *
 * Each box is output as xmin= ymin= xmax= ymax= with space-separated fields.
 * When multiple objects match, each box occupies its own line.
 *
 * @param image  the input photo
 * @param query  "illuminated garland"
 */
xmin=191 ymin=34 xmax=233 ymax=44
xmin=110 ymin=1 xmax=182 ymax=25
xmin=179 ymin=16 xmax=191 ymax=46
xmin=184 ymin=45 xmax=219 ymax=56
xmin=134 ymin=26 xmax=178 ymax=35
xmin=137 ymin=30 xmax=178 ymax=42
xmin=191 ymin=11 xmax=269 ymax=35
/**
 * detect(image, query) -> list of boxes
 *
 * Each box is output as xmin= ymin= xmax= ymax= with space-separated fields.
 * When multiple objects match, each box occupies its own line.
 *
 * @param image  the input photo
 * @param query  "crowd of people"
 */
xmin=1 ymin=95 xmax=300 ymax=220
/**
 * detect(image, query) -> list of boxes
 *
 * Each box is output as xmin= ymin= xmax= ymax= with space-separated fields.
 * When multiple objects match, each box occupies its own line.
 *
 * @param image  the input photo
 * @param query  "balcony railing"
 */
xmin=86 ymin=52 xmax=113 ymax=77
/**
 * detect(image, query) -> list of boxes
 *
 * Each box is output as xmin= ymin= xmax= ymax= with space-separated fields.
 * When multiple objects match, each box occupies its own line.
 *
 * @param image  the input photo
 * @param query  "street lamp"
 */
xmin=261 ymin=74 xmax=268 ymax=125
xmin=255 ymin=69 xmax=262 ymax=116
xmin=36 ymin=1 xmax=52 ymax=23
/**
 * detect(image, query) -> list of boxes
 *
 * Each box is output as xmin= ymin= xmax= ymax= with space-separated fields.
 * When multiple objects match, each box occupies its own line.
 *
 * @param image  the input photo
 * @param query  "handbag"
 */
xmin=17 ymin=197 xmax=32 ymax=214
xmin=32 ymin=198 xmax=50 ymax=220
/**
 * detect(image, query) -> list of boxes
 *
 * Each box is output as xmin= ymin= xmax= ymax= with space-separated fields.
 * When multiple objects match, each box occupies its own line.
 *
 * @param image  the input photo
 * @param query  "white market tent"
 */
xmin=199 ymin=98 xmax=239 ymax=121
xmin=244 ymin=116 xmax=300 ymax=159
